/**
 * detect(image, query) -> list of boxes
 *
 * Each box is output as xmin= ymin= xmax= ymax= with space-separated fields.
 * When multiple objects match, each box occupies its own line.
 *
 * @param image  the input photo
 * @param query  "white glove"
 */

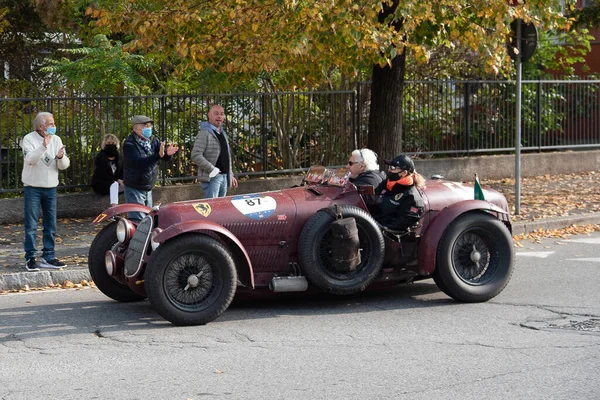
xmin=209 ymin=167 xmax=220 ymax=178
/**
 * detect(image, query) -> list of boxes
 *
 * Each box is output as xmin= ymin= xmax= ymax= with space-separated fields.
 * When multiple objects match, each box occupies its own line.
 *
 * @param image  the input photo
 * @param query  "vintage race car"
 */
xmin=89 ymin=166 xmax=514 ymax=326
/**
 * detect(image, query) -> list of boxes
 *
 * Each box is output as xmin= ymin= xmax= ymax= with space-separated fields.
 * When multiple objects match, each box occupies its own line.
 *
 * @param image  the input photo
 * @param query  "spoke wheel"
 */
xmin=452 ymin=233 xmax=493 ymax=284
xmin=146 ymin=234 xmax=237 ymax=325
xmin=433 ymin=212 xmax=514 ymax=302
xmin=163 ymin=251 xmax=221 ymax=312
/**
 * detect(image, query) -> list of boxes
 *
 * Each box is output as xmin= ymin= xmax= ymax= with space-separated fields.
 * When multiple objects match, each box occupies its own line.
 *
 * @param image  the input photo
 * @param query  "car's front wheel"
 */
xmin=145 ymin=233 xmax=237 ymax=326
xmin=88 ymin=221 xmax=146 ymax=302
xmin=433 ymin=212 xmax=514 ymax=302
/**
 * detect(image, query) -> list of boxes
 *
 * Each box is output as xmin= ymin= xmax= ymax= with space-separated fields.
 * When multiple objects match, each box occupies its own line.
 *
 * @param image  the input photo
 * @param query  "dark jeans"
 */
xmin=23 ymin=186 xmax=57 ymax=260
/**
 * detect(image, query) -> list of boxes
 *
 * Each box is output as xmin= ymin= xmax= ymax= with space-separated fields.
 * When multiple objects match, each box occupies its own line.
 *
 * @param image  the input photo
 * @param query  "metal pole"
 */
xmin=464 ymin=82 xmax=470 ymax=155
xmin=515 ymin=19 xmax=522 ymax=215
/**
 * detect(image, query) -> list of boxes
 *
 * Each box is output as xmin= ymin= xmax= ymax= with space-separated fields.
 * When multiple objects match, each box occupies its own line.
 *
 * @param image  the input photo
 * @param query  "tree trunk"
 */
xmin=367 ymin=49 xmax=406 ymax=164
xmin=367 ymin=0 xmax=406 ymax=164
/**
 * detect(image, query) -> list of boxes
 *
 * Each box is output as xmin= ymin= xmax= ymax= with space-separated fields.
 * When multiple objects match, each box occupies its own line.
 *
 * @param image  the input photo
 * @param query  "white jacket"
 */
xmin=20 ymin=131 xmax=70 ymax=188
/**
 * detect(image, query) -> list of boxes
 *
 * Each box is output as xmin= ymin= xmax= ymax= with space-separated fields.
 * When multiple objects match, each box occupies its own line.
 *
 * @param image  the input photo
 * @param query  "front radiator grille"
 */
xmin=124 ymin=216 xmax=153 ymax=277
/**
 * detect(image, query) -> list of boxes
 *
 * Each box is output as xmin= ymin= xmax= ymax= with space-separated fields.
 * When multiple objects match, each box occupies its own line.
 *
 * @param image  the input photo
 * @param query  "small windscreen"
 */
xmin=303 ymin=165 xmax=332 ymax=185
xmin=327 ymin=168 xmax=350 ymax=187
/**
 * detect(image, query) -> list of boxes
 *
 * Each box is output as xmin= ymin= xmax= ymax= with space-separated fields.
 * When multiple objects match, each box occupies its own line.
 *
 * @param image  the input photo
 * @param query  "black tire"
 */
xmin=145 ymin=234 xmax=237 ymax=326
xmin=433 ymin=212 xmax=514 ymax=302
xmin=88 ymin=221 xmax=146 ymax=302
xmin=298 ymin=205 xmax=385 ymax=295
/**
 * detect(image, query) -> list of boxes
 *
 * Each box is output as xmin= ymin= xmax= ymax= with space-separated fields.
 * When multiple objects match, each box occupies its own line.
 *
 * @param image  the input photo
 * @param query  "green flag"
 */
xmin=474 ymin=173 xmax=485 ymax=200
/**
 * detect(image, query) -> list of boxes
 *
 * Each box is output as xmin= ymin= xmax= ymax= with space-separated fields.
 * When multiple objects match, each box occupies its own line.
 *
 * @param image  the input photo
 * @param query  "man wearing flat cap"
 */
xmin=122 ymin=115 xmax=179 ymax=219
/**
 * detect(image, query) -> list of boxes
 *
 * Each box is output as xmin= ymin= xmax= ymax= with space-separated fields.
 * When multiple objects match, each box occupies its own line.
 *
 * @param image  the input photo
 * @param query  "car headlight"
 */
xmin=116 ymin=218 xmax=135 ymax=244
xmin=150 ymin=228 xmax=163 ymax=251
xmin=104 ymin=251 xmax=115 ymax=276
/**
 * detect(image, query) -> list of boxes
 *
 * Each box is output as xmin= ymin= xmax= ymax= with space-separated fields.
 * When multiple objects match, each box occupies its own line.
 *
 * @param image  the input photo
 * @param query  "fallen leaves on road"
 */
xmin=513 ymin=223 xmax=600 ymax=247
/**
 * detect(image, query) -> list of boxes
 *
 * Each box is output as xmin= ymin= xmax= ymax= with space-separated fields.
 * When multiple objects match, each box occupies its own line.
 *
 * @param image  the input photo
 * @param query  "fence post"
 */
xmin=536 ymin=80 xmax=541 ymax=152
xmin=0 ymin=103 xmax=3 ymax=192
xmin=159 ymin=94 xmax=165 ymax=186
xmin=260 ymin=93 xmax=267 ymax=179
xmin=464 ymin=82 xmax=470 ymax=155
xmin=354 ymin=84 xmax=360 ymax=149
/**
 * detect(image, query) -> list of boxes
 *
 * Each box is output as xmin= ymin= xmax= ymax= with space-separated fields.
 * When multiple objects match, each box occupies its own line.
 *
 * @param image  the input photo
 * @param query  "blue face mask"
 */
xmin=46 ymin=126 xmax=56 ymax=135
xmin=141 ymin=127 xmax=152 ymax=139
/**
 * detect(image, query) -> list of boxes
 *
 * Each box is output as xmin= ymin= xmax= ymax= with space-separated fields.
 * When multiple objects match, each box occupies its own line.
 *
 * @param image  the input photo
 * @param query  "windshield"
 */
xmin=303 ymin=165 xmax=350 ymax=187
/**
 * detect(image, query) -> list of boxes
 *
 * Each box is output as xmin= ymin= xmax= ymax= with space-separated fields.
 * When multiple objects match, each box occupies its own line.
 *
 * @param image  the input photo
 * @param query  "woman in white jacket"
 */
xmin=20 ymin=112 xmax=70 ymax=271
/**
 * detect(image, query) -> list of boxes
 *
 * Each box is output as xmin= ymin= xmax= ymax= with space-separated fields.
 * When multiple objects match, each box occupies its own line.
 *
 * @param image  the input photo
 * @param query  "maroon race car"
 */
xmin=89 ymin=166 xmax=514 ymax=326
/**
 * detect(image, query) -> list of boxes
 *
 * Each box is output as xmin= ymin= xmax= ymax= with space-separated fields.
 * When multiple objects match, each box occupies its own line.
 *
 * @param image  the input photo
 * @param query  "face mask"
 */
xmin=46 ymin=126 xmax=56 ymax=135
xmin=141 ymin=127 xmax=152 ymax=139
xmin=387 ymin=172 xmax=401 ymax=181
xmin=104 ymin=144 xmax=118 ymax=157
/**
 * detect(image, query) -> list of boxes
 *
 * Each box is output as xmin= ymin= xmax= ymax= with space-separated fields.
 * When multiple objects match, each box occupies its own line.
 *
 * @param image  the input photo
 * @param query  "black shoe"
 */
xmin=25 ymin=258 xmax=41 ymax=272
xmin=41 ymin=258 xmax=66 ymax=269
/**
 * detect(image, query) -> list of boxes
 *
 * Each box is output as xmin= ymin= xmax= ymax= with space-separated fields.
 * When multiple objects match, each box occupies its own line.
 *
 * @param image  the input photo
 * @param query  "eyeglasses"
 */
xmin=388 ymin=165 xmax=405 ymax=172
xmin=347 ymin=160 xmax=361 ymax=166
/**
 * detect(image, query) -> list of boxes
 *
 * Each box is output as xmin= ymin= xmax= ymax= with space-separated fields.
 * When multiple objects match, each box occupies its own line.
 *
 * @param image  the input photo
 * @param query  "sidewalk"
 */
xmin=2 ymin=171 xmax=600 ymax=292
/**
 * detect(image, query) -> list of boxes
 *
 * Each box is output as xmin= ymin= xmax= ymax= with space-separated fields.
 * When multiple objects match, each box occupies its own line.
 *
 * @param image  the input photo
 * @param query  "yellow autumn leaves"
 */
xmin=84 ymin=0 xmax=570 ymax=88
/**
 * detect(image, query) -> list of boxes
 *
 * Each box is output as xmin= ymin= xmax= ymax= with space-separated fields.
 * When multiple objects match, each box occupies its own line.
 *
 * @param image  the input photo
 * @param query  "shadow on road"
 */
xmin=0 ymin=280 xmax=456 ymax=337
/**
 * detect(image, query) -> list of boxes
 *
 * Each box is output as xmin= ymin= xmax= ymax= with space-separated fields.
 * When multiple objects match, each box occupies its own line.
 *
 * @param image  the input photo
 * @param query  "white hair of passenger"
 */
xmin=352 ymin=148 xmax=379 ymax=171
xmin=33 ymin=112 xmax=53 ymax=132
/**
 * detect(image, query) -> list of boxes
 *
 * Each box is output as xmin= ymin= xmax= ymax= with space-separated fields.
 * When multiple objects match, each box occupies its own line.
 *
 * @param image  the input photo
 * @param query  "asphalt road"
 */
xmin=1 ymin=232 xmax=599 ymax=400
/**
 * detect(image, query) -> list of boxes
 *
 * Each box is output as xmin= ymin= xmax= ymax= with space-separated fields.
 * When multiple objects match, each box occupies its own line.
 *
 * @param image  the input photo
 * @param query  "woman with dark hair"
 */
xmin=91 ymin=134 xmax=123 ymax=206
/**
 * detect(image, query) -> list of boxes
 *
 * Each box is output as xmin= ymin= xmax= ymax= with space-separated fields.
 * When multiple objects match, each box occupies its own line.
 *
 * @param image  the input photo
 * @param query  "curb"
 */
xmin=511 ymin=213 xmax=600 ymax=236
xmin=0 ymin=267 xmax=91 ymax=292
xmin=2 ymin=214 xmax=600 ymax=292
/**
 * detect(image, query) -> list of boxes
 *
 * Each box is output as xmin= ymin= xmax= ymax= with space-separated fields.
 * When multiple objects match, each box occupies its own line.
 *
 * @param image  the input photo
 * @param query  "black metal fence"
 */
xmin=1 ymin=80 xmax=599 ymax=193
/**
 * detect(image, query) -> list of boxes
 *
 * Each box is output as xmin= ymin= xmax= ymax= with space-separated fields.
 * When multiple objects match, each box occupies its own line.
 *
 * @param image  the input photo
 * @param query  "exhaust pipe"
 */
xmin=269 ymin=276 xmax=309 ymax=292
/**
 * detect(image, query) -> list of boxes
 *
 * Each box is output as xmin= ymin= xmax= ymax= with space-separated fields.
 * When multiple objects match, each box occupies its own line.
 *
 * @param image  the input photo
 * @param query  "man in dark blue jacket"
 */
xmin=123 ymin=115 xmax=179 ymax=220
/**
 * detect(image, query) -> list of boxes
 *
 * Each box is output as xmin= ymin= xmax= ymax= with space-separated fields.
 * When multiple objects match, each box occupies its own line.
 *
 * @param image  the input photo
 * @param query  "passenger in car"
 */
xmin=347 ymin=148 xmax=385 ymax=210
xmin=372 ymin=155 xmax=426 ymax=232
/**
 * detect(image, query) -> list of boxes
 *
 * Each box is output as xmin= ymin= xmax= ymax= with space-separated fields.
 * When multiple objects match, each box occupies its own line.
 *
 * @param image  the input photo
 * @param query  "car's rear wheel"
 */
xmin=88 ymin=221 xmax=146 ymax=302
xmin=433 ymin=212 xmax=514 ymax=302
xmin=145 ymin=234 xmax=237 ymax=326
xmin=298 ymin=205 xmax=385 ymax=295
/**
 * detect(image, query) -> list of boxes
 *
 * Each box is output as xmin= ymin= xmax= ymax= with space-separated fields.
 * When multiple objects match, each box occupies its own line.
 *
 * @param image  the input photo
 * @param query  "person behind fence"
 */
xmin=371 ymin=154 xmax=425 ymax=232
xmin=191 ymin=104 xmax=238 ymax=198
xmin=347 ymin=148 xmax=385 ymax=209
xmin=91 ymin=134 xmax=123 ymax=207
xmin=122 ymin=115 xmax=179 ymax=220
xmin=20 ymin=111 xmax=70 ymax=271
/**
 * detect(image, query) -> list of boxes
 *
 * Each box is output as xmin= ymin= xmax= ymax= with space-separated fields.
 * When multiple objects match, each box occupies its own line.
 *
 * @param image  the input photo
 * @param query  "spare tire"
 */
xmin=298 ymin=205 xmax=385 ymax=295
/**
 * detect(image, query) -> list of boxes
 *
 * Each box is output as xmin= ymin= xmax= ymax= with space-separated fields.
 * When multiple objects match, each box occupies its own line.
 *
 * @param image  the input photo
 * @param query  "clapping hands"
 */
xmin=159 ymin=141 xmax=179 ymax=158
xmin=43 ymin=134 xmax=52 ymax=148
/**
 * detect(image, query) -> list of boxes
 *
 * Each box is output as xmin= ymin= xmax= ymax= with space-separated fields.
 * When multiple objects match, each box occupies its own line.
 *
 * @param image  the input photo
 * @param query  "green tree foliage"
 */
xmin=86 ymin=0 xmax=578 ymax=160
xmin=570 ymin=0 xmax=600 ymax=29
xmin=41 ymin=34 xmax=149 ymax=94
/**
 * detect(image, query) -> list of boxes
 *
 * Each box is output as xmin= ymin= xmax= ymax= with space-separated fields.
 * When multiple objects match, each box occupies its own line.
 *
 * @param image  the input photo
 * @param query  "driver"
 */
xmin=372 ymin=155 xmax=425 ymax=232
xmin=347 ymin=148 xmax=385 ymax=210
